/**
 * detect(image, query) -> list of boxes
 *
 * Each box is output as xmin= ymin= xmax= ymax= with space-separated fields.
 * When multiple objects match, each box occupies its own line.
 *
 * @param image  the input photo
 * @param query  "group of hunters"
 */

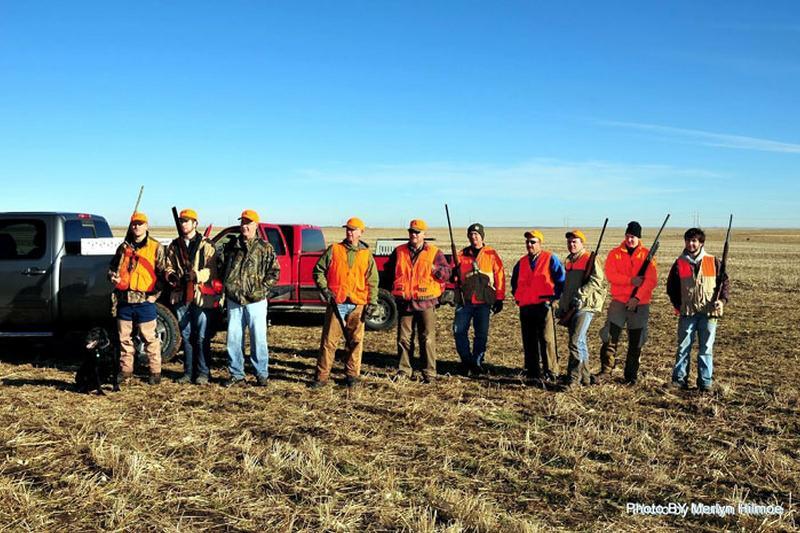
xmin=108 ymin=209 xmax=730 ymax=392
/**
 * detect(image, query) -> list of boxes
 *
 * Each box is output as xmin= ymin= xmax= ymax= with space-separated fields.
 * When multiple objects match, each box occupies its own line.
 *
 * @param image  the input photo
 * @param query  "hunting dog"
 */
xmin=75 ymin=327 xmax=119 ymax=394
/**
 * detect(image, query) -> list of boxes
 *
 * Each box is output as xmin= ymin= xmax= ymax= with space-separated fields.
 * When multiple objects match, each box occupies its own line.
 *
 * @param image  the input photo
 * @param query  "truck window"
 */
xmin=64 ymin=219 xmax=102 ymax=255
xmin=264 ymin=228 xmax=286 ymax=255
xmin=0 ymin=220 xmax=46 ymax=260
xmin=301 ymin=229 xmax=326 ymax=253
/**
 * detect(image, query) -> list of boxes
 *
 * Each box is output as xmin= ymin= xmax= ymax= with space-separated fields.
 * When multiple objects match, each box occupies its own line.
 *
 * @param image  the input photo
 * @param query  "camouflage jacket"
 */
xmin=165 ymin=234 xmax=219 ymax=308
xmin=219 ymin=235 xmax=280 ymax=305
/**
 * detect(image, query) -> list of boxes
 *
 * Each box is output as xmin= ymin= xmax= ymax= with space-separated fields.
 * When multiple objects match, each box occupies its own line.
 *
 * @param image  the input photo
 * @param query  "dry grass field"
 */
xmin=1 ymin=225 xmax=797 ymax=531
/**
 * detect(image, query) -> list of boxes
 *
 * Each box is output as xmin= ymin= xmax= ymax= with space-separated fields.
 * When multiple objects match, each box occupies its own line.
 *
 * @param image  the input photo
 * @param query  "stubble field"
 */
xmin=0 ymin=225 xmax=797 ymax=531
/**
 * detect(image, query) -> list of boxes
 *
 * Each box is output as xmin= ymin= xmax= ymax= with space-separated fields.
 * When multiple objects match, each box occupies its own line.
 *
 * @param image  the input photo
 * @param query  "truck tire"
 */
xmin=365 ymin=288 xmax=397 ymax=332
xmin=134 ymin=302 xmax=181 ymax=363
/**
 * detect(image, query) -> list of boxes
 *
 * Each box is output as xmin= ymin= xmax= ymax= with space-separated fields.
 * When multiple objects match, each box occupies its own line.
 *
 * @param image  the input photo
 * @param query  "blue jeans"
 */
xmin=227 ymin=299 xmax=269 ymax=380
xmin=673 ymin=313 xmax=717 ymax=388
xmin=175 ymin=303 xmax=209 ymax=379
xmin=453 ymin=303 xmax=491 ymax=367
xmin=568 ymin=310 xmax=594 ymax=363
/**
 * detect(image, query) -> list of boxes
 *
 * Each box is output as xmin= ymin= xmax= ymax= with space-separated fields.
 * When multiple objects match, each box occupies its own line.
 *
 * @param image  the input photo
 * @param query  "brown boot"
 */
xmin=593 ymin=367 xmax=613 ymax=383
xmin=116 ymin=371 xmax=133 ymax=385
xmin=148 ymin=373 xmax=161 ymax=385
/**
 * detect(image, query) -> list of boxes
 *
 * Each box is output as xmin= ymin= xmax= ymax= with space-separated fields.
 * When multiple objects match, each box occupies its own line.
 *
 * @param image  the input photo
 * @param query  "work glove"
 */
xmin=364 ymin=303 xmax=380 ymax=319
xmin=439 ymin=290 xmax=456 ymax=306
xmin=319 ymin=287 xmax=335 ymax=303
xmin=631 ymin=276 xmax=644 ymax=288
xmin=626 ymin=296 xmax=640 ymax=312
xmin=491 ymin=300 xmax=504 ymax=315
xmin=571 ymin=296 xmax=582 ymax=310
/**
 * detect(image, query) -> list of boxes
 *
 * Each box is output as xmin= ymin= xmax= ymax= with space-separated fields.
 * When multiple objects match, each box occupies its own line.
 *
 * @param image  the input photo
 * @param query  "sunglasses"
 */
xmin=526 ymin=239 xmax=539 ymax=245
xmin=408 ymin=229 xmax=422 ymax=235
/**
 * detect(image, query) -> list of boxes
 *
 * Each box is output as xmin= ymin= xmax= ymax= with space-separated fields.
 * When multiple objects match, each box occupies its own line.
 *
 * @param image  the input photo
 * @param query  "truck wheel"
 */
xmin=365 ymin=288 xmax=397 ymax=331
xmin=134 ymin=302 xmax=181 ymax=364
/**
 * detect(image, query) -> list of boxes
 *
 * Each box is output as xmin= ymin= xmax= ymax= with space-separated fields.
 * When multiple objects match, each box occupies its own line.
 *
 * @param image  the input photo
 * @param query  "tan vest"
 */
xmin=677 ymin=254 xmax=717 ymax=316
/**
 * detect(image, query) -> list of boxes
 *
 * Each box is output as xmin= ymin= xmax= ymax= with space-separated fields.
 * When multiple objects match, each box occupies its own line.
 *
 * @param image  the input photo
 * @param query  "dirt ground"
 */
xmin=1 ymin=225 xmax=797 ymax=531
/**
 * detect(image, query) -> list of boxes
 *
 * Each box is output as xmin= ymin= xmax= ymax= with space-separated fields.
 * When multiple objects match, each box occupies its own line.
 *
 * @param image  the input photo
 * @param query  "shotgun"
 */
xmin=630 ymin=214 xmax=670 ymax=303
xmin=445 ymin=204 xmax=464 ymax=306
xmin=171 ymin=206 xmax=195 ymax=305
xmin=113 ymin=186 xmax=144 ymax=290
xmin=558 ymin=218 xmax=608 ymax=326
xmin=710 ymin=214 xmax=733 ymax=317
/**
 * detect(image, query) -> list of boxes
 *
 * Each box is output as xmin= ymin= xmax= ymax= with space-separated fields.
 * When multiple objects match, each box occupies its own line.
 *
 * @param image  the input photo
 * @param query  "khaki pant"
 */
xmin=397 ymin=307 xmax=437 ymax=378
xmin=316 ymin=304 xmax=365 ymax=381
xmin=520 ymin=303 xmax=558 ymax=378
xmin=118 ymin=319 xmax=161 ymax=374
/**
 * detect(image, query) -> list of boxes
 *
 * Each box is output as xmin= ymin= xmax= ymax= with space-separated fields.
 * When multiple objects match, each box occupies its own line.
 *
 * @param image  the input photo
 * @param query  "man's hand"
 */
xmin=166 ymin=272 xmax=180 ymax=287
xmin=110 ymin=272 xmax=121 ymax=285
xmin=182 ymin=270 xmax=198 ymax=284
xmin=626 ymin=297 xmax=640 ymax=312
xmin=491 ymin=300 xmax=504 ymax=315
xmin=319 ymin=288 xmax=335 ymax=303
xmin=714 ymin=300 xmax=724 ymax=315
xmin=364 ymin=303 xmax=380 ymax=318
xmin=631 ymin=276 xmax=644 ymax=287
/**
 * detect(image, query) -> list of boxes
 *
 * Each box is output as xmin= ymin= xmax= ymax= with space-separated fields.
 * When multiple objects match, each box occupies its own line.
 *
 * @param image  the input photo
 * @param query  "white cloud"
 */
xmin=601 ymin=120 xmax=800 ymax=154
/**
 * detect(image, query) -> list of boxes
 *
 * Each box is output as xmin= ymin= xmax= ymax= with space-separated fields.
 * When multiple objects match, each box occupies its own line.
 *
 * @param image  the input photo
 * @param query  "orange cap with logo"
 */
xmin=408 ymin=219 xmax=428 ymax=231
xmin=343 ymin=217 xmax=365 ymax=231
xmin=179 ymin=208 xmax=198 ymax=221
xmin=239 ymin=209 xmax=260 ymax=223
xmin=130 ymin=212 xmax=148 ymax=224
xmin=524 ymin=229 xmax=544 ymax=243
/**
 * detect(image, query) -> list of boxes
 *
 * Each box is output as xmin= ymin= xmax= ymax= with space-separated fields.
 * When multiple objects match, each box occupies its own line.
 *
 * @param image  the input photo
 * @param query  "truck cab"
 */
xmin=0 ymin=213 xmax=113 ymax=335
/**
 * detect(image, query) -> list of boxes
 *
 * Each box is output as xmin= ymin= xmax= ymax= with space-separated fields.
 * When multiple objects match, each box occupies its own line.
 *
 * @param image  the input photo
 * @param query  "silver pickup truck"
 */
xmin=0 ymin=212 xmax=179 ymax=359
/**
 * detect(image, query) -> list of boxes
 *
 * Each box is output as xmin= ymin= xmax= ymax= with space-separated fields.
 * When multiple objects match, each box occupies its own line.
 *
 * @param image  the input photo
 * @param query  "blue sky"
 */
xmin=1 ymin=1 xmax=798 ymax=228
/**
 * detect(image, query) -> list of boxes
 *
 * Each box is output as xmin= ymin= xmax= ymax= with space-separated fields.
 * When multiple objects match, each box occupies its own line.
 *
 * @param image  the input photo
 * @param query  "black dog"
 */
xmin=75 ymin=327 xmax=119 ymax=394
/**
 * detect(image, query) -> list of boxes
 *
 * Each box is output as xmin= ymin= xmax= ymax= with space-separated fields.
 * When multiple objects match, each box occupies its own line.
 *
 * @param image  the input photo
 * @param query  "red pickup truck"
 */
xmin=211 ymin=226 xmax=456 ymax=332
xmin=211 ymin=224 xmax=399 ymax=331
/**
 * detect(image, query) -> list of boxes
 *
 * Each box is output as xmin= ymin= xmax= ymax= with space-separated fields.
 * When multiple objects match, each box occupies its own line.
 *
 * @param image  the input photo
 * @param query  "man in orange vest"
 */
xmin=511 ymin=230 xmax=565 ymax=385
xmin=596 ymin=221 xmax=657 ymax=385
xmin=666 ymin=228 xmax=729 ymax=392
xmin=382 ymin=219 xmax=451 ymax=383
xmin=556 ymin=230 xmax=605 ymax=387
xmin=453 ymin=223 xmax=505 ymax=376
xmin=108 ymin=212 xmax=166 ymax=385
xmin=312 ymin=217 xmax=379 ymax=388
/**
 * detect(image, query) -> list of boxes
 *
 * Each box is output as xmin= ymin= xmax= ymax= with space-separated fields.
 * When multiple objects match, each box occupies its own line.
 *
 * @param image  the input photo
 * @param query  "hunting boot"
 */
xmin=580 ymin=362 xmax=592 ymax=386
xmin=565 ymin=356 xmax=581 ymax=387
xmin=117 ymin=371 xmax=133 ymax=385
xmin=148 ymin=373 xmax=161 ymax=385
xmin=594 ymin=341 xmax=617 ymax=383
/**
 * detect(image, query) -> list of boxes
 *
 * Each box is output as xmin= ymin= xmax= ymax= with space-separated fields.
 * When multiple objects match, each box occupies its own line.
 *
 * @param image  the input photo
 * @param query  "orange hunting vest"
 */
xmin=116 ymin=238 xmax=160 ymax=293
xmin=677 ymin=254 xmax=717 ymax=315
xmin=391 ymin=244 xmax=443 ymax=301
xmin=514 ymin=251 xmax=555 ymax=306
xmin=327 ymin=243 xmax=371 ymax=305
xmin=566 ymin=251 xmax=591 ymax=273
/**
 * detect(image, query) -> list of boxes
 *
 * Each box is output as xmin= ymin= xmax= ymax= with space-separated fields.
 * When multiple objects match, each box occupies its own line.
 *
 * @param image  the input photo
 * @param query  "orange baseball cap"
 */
xmin=524 ymin=229 xmax=544 ymax=243
xmin=239 ymin=209 xmax=260 ymax=223
xmin=179 ymin=208 xmax=198 ymax=221
xmin=408 ymin=219 xmax=428 ymax=231
xmin=343 ymin=217 xmax=365 ymax=231
xmin=565 ymin=229 xmax=587 ymax=242
xmin=130 ymin=212 xmax=148 ymax=224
